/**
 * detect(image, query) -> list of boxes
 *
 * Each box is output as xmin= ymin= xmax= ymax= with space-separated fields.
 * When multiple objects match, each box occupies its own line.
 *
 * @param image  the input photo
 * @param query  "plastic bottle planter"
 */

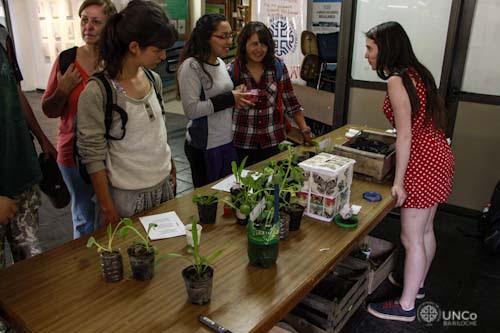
xmin=182 ymin=265 xmax=214 ymax=305
xmin=197 ymin=201 xmax=218 ymax=224
xmin=247 ymin=220 xmax=280 ymax=268
xmin=279 ymin=211 xmax=290 ymax=240
xmin=100 ymin=251 xmax=123 ymax=283
xmin=127 ymin=245 xmax=155 ymax=281
xmin=287 ymin=204 xmax=305 ymax=231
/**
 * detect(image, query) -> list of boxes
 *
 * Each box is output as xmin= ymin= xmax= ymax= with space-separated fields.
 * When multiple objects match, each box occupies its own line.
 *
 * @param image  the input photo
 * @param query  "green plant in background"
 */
xmin=192 ymin=192 xmax=219 ymax=206
xmin=87 ymin=218 xmax=129 ymax=253
xmin=167 ymin=219 xmax=224 ymax=280
xmin=117 ymin=218 xmax=158 ymax=255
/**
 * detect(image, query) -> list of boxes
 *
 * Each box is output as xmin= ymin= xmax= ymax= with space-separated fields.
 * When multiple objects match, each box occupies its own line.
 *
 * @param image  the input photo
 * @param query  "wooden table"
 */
xmin=0 ymin=125 xmax=395 ymax=333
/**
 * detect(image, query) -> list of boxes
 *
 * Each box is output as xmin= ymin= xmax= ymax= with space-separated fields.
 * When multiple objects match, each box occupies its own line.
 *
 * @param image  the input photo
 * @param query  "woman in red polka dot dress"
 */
xmin=364 ymin=22 xmax=455 ymax=322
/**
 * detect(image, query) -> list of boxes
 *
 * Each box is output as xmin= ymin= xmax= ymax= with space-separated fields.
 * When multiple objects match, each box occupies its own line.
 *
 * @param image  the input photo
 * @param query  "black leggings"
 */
xmin=184 ymin=140 xmax=209 ymax=188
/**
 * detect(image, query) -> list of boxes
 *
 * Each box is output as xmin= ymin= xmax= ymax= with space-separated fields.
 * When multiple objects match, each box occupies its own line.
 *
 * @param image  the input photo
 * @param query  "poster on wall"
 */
xmin=311 ymin=0 xmax=341 ymax=34
xmin=251 ymin=0 xmax=307 ymax=84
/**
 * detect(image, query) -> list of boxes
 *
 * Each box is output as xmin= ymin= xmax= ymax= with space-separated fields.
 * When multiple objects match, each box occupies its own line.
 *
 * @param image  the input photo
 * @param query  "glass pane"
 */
xmin=0 ymin=2 xmax=6 ymax=28
xmin=351 ymin=0 xmax=452 ymax=85
xmin=461 ymin=0 xmax=500 ymax=96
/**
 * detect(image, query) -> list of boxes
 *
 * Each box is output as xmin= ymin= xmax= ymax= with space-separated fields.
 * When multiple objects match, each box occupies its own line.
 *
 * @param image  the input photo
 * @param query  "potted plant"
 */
xmin=117 ymin=218 xmax=158 ymax=281
xmin=268 ymin=145 xmax=306 ymax=234
xmin=226 ymin=157 xmax=262 ymax=225
xmin=87 ymin=219 xmax=128 ymax=283
xmin=192 ymin=192 xmax=219 ymax=224
xmin=168 ymin=219 xmax=224 ymax=305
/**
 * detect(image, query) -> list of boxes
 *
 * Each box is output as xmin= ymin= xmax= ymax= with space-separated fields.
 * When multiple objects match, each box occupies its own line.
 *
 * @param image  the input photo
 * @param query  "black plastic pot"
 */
xmin=127 ymin=244 xmax=155 ymax=281
xmin=247 ymin=239 xmax=279 ymax=268
xmin=279 ymin=211 xmax=290 ymax=240
xmin=182 ymin=265 xmax=214 ymax=305
xmin=287 ymin=203 xmax=305 ymax=231
xmin=100 ymin=251 xmax=123 ymax=283
xmin=236 ymin=209 xmax=248 ymax=225
xmin=197 ymin=201 xmax=218 ymax=224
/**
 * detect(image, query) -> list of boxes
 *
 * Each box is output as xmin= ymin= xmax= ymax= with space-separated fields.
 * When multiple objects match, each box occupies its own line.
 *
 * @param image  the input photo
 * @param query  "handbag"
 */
xmin=38 ymin=153 xmax=70 ymax=209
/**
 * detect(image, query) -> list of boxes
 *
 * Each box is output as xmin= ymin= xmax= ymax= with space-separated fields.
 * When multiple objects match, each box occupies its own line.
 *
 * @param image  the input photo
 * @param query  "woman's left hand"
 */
xmin=391 ymin=183 xmax=407 ymax=207
xmin=301 ymin=127 xmax=314 ymax=146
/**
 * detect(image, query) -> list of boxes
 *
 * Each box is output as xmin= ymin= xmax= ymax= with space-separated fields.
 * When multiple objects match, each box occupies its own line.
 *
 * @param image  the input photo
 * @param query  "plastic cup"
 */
xmin=185 ymin=224 xmax=203 ymax=247
xmin=247 ymin=89 xmax=259 ymax=103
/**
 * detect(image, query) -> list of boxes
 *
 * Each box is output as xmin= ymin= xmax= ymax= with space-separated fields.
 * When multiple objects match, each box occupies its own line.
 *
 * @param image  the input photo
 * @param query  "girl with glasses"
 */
xmin=77 ymin=0 xmax=178 ymax=225
xmin=178 ymin=14 xmax=253 ymax=188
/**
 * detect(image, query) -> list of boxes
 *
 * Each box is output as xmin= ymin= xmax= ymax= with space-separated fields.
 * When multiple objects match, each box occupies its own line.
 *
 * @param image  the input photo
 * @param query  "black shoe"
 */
xmin=388 ymin=272 xmax=426 ymax=299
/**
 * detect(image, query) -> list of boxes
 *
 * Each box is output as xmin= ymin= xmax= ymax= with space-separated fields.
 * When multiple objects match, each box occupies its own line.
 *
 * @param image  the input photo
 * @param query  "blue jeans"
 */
xmin=58 ymin=164 xmax=96 ymax=239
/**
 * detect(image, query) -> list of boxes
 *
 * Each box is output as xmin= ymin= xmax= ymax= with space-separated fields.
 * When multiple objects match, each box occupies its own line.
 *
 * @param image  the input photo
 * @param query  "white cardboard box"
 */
xmin=298 ymin=153 xmax=356 ymax=222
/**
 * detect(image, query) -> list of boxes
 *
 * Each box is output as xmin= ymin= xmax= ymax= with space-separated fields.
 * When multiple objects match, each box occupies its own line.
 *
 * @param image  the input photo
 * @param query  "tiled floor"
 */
xmin=5 ymin=92 xmax=500 ymax=332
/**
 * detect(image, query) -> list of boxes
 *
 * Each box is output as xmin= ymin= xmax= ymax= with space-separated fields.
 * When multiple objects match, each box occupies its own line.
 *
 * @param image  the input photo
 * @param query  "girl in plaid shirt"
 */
xmin=228 ymin=22 xmax=313 ymax=166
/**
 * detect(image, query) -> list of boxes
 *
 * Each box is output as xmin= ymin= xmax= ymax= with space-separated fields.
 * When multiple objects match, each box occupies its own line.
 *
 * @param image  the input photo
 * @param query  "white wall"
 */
xmin=351 ymin=0 xmax=452 ymax=85
xmin=8 ymin=0 xmax=39 ymax=90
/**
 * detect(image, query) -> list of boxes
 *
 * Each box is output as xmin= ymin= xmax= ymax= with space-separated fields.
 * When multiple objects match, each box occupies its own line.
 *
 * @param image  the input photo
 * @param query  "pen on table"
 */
xmin=198 ymin=315 xmax=233 ymax=333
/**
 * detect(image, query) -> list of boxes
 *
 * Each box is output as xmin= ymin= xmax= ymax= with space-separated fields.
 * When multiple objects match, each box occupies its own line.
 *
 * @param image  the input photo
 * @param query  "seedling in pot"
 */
xmin=193 ymin=192 xmax=219 ymax=224
xmin=165 ymin=219 xmax=225 ymax=304
xmin=86 ymin=219 xmax=129 ymax=283
xmin=118 ymin=219 xmax=158 ymax=280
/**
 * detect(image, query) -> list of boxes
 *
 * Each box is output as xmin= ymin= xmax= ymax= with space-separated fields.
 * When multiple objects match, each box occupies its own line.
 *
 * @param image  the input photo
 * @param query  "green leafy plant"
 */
xmin=87 ymin=218 xmax=130 ymax=253
xmin=192 ymin=192 xmax=219 ymax=206
xmin=117 ymin=218 xmax=158 ymax=255
xmin=167 ymin=219 xmax=224 ymax=280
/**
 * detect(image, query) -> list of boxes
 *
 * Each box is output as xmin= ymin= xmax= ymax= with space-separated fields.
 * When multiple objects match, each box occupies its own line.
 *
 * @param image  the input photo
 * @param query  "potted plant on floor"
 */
xmin=117 ymin=218 xmax=158 ymax=281
xmin=87 ymin=219 xmax=128 ymax=283
xmin=192 ymin=192 xmax=219 ymax=224
xmin=168 ymin=219 xmax=224 ymax=305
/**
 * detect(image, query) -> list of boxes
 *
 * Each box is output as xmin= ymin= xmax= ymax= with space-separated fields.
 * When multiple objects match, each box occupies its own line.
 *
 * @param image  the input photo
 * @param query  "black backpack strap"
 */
xmin=143 ymin=68 xmax=165 ymax=115
xmin=59 ymin=46 xmax=77 ymax=74
xmin=90 ymin=72 xmax=127 ymax=140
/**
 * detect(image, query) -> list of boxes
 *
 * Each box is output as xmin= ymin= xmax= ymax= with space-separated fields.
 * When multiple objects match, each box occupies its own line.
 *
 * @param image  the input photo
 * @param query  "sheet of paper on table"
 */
xmin=211 ymin=169 xmax=260 ymax=192
xmin=139 ymin=211 xmax=186 ymax=240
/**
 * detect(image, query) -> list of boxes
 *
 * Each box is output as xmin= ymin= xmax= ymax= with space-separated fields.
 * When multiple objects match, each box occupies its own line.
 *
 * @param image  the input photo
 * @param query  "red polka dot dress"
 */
xmin=383 ymin=68 xmax=455 ymax=208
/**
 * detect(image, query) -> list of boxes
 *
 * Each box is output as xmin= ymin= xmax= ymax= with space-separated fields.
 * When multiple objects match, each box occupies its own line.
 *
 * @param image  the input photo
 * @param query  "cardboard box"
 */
xmin=298 ymin=153 xmax=355 ymax=222
xmin=333 ymin=129 xmax=396 ymax=181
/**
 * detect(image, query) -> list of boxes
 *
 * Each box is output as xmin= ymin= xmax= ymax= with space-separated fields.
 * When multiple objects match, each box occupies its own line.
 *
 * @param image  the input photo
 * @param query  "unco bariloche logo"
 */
xmin=417 ymin=302 xmax=441 ymax=325
xmin=269 ymin=17 xmax=298 ymax=57
xmin=417 ymin=301 xmax=478 ymax=327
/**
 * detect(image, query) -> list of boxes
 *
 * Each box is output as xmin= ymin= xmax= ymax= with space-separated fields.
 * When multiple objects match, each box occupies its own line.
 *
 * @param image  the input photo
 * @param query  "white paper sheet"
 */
xmin=139 ymin=212 xmax=186 ymax=240
xmin=210 ymin=170 xmax=260 ymax=192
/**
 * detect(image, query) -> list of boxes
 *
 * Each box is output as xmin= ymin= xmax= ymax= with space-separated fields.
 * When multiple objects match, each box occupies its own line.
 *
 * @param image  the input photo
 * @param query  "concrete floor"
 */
xmin=4 ymin=91 xmax=499 ymax=333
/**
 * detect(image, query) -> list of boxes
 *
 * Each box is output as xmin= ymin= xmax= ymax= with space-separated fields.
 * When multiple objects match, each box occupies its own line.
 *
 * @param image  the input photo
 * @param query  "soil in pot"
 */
xmin=127 ymin=244 xmax=155 ymax=281
xmin=100 ymin=250 xmax=123 ymax=283
xmin=247 ymin=239 xmax=279 ymax=268
xmin=197 ymin=201 xmax=218 ymax=224
xmin=182 ymin=265 xmax=214 ymax=305
xmin=287 ymin=203 xmax=305 ymax=231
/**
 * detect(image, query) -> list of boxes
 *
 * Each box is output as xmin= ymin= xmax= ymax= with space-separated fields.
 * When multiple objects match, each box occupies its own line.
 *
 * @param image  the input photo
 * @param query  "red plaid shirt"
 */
xmin=229 ymin=61 xmax=303 ymax=149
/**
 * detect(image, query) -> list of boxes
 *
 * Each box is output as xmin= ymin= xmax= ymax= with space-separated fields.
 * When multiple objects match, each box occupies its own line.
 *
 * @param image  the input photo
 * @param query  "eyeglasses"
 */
xmin=212 ymin=32 xmax=236 ymax=40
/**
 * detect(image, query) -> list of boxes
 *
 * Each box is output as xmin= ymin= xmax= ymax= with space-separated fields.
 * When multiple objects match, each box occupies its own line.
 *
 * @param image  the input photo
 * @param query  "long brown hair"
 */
xmin=366 ymin=21 xmax=447 ymax=130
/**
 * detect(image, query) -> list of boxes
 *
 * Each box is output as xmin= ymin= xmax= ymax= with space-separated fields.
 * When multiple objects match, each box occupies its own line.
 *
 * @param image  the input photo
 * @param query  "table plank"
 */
xmin=0 ymin=125 xmax=395 ymax=333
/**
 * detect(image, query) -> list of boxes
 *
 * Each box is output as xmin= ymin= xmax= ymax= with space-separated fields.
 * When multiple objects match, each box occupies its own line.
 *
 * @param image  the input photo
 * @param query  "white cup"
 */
xmin=185 ymin=224 xmax=202 ymax=247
